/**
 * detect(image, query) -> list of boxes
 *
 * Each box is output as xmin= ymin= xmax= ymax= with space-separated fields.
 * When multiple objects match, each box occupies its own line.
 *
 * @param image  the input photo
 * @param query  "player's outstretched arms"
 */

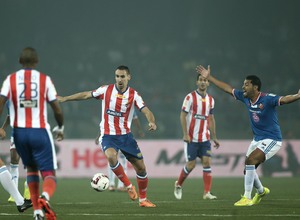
xmin=58 ymin=91 xmax=93 ymax=102
xmin=280 ymin=89 xmax=300 ymax=105
xmin=196 ymin=65 xmax=233 ymax=95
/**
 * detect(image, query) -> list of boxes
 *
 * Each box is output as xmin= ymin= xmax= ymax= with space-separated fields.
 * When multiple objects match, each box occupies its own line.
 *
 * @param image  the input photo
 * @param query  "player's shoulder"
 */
xmin=261 ymin=92 xmax=278 ymax=98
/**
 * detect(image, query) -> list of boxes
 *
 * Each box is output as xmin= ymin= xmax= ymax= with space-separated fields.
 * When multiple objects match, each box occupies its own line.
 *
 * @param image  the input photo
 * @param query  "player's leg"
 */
xmin=117 ymin=152 xmax=127 ymax=191
xmin=8 ymin=143 xmax=20 ymax=203
xmin=0 ymin=158 xmax=31 ymax=212
xmin=200 ymin=141 xmax=217 ymax=200
xmin=202 ymin=156 xmax=217 ymax=199
xmin=174 ymin=142 xmax=197 ymax=199
xmin=105 ymin=148 xmax=132 ymax=188
xmin=28 ymin=128 xmax=57 ymax=219
xmin=252 ymin=140 xmax=281 ymax=205
xmin=107 ymin=162 xmax=116 ymax=191
xmin=129 ymin=158 xmax=155 ymax=207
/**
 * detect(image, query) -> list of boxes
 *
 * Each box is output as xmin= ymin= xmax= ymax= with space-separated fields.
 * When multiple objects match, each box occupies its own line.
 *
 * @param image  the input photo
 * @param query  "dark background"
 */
xmin=1 ymin=0 xmax=299 ymax=139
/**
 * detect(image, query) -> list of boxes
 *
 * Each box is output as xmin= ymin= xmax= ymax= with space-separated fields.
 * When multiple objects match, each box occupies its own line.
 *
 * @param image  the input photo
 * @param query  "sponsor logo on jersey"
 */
xmin=194 ymin=114 xmax=206 ymax=120
xmin=106 ymin=109 xmax=123 ymax=117
xmin=259 ymin=103 xmax=264 ymax=110
xmin=115 ymin=93 xmax=125 ymax=99
xmin=20 ymin=100 xmax=37 ymax=108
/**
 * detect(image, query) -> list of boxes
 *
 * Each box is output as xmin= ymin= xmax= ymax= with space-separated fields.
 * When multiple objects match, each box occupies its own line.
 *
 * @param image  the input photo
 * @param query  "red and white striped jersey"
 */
xmin=182 ymin=91 xmax=215 ymax=143
xmin=0 ymin=69 xmax=58 ymax=129
xmin=92 ymin=84 xmax=145 ymax=135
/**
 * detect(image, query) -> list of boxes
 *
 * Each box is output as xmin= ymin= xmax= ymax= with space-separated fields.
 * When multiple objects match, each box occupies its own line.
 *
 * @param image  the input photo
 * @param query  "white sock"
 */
xmin=253 ymin=172 xmax=264 ymax=194
xmin=243 ymin=165 xmax=255 ymax=199
xmin=10 ymin=163 xmax=19 ymax=188
xmin=0 ymin=166 xmax=24 ymax=205
xmin=107 ymin=163 xmax=115 ymax=187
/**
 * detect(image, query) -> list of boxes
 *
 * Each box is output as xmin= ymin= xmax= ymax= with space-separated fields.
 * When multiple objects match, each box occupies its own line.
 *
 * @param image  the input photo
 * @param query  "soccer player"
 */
xmin=174 ymin=73 xmax=220 ymax=200
xmin=1 ymin=101 xmax=30 ymax=203
xmin=59 ymin=65 xmax=157 ymax=207
xmin=0 ymin=47 xmax=64 ymax=220
xmin=196 ymin=65 xmax=300 ymax=206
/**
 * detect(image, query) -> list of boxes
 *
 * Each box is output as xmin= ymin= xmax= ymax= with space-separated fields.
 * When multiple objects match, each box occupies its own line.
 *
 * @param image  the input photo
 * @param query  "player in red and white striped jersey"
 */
xmin=59 ymin=65 xmax=157 ymax=207
xmin=0 ymin=47 xmax=64 ymax=220
xmin=174 ymin=73 xmax=220 ymax=200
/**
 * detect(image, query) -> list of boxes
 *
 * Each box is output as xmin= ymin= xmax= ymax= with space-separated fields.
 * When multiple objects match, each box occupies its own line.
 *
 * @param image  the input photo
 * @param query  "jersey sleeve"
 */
xmin=0 ymin=76 xmax=10 ymax=98
xmin=209 ymin=97 xmax=215 ymax=114
xmin=92 ymin=85 xmax=107 ymax=99
xmin=233 ymin=89 xmax=245 ymax=102
xmin=46 ymin=76 xmax=58 ymax=102
xmin=134 ymin=92 xmax=145 ymax=110
xmin=181 ymin=94 xmax=192 ymax=113
xmin=266 ymin=93 xmax=281 ymax=106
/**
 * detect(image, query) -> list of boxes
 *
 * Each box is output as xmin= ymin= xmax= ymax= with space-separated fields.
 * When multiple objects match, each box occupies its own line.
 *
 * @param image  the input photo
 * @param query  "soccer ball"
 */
xmin=90 ymin=173 xmax=109 ymax=192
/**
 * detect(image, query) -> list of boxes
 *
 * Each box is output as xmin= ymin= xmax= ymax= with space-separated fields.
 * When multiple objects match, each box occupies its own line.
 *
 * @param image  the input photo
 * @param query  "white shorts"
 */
xmin=246 ymin=139 xmax=282 ymax=161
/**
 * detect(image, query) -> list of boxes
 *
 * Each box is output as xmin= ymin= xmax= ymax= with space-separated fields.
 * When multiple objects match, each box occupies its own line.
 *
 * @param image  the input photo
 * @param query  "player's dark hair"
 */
xmin=116 ymin=65 xmax=130 ymax=75
xmin=19 ymin=47 xmax=39 ymax=66
xmin=246 ymin=75 xmax=261 ymax=91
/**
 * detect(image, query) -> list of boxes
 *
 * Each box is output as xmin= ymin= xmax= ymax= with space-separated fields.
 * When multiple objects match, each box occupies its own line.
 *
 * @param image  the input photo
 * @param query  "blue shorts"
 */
xmin=100 ymin=133 xmax=143 ymax=160
xmin=13 ymin=128 xmax=57 ymax=171
xmin=185 ymin=141 xmax=212 ymax=161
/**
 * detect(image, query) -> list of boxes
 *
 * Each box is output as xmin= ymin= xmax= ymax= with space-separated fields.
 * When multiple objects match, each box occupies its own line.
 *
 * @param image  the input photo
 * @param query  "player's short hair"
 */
xmin=19 ymin=47 xmax=39 ymax=66
xmin=246 ymin=75 xmax=261 ymax=91
xmin=116 ymin=65 xmax=130 ymax=75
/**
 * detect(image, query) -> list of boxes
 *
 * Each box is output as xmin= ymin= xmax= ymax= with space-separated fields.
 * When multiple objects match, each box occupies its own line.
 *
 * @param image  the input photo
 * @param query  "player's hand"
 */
xmin=196 ymin=65 xmax=211 ymax=78
xmin=95 ymin=136 xmax=99 ymax=145
xmin=0 ymin=128 xmax=6 ymax=140
xmin=52 ymin=125 xmax=64 ymax=141
xmin=213 ymin=139 xmax=220 ymax=149
xmin=57 ymin=96 xmax=66 ymax=102
xmin=148 ymin=122 xmax=157 ymax=131
xmin=183 ymin=134 xmax=191 ymax=143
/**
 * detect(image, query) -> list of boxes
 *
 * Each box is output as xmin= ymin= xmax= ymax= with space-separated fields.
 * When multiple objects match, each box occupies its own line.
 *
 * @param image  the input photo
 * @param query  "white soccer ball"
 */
xmin=90 ymin=173 xmax=109 ymax=192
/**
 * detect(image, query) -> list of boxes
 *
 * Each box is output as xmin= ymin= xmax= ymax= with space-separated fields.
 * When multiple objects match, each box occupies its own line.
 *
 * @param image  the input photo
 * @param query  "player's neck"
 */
xmin=196 ymin=89 xmax=206 ymax=97
xmin=250 ymin=92 xmax=260 ymax=103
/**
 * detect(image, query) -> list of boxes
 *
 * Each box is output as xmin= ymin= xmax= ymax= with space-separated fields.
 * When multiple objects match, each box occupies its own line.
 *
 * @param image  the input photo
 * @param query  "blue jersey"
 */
xmin=233 ymin=89 xmax=282 ymax=141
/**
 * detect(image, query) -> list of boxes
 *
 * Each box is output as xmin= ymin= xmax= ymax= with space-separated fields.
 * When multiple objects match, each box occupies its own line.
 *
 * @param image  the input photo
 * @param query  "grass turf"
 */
xmin=0 ymin=177 xmax=299 ymax=220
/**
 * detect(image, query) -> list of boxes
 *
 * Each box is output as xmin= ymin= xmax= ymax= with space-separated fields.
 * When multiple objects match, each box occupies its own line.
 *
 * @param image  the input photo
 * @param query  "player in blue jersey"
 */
xmin=196 ymin=65 xmax=300 ymax=206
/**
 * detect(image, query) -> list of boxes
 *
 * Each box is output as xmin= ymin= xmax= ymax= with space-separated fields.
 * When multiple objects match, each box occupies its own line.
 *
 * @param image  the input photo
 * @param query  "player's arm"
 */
xmin=132 ymin=117 xmax=145 ymax=138
xmin=58 ymin=91 xmax=93 ymax=102
xmin=208 ymin=114 xmax=220 ymax=149
xmin=0 ymin=96 xmax=7 ymax=139
xmin=180 ymin=111 xmax=190 ymax=143
xmin=279 ymin=89 xmax=300 ymax=105
xmin=141 ymin=107 xmax=157 ymax=131
xmin=50 ymin=100 xmax=64 ymax=141
xmin=196 ymin=65 xmax=234 ymax=96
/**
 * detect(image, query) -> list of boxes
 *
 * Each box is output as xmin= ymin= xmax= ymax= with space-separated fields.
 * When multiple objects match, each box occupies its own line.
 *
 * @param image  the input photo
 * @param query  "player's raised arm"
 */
xmin=58 ymin=91 xmax=93 ymax=102
xmin=279 ymin=89 xmax=300 ymax=105
xmin=196 ymin=65 xmax=234 ymax=96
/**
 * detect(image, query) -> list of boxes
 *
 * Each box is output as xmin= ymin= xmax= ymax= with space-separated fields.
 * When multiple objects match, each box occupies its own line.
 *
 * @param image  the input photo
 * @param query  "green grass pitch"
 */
xmin=0 ymin=177 xmax=299 ymax=220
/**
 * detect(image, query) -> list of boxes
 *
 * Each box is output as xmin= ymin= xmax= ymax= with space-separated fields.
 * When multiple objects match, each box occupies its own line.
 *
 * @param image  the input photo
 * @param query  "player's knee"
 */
xmin=40 ymin=170 xmax=56 ymax=179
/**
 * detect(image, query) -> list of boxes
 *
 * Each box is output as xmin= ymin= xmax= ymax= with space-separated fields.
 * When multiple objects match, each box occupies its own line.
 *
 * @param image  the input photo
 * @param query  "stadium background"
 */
xmin=1 ymin=0 xmax=300 ymax=140
xmin=1 ymin=1 xmax=300 ymax=176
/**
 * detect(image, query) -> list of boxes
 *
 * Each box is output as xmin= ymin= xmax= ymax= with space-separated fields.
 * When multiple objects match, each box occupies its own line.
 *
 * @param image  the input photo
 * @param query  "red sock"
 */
xmin=27 ymin=172 xmax=40 ymax=210
xmin=137 ymin=176 xmax=148 ymax=200
xmin=177 ymin=167 xmax=190 ymax=186
xmin=112 ymin=163 xmax=131 ymax=187
xmin=43 ymin=176 xmax=57 ymax=198
xmin=203 ymin=170 xmax=212 ymax=193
